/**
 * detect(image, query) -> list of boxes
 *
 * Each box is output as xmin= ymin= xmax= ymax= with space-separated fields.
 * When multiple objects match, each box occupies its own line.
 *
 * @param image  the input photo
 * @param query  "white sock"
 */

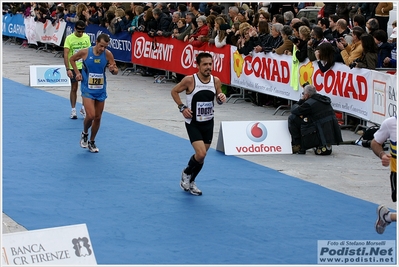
xmin=384 ymin=212 xmax=392 ymax=222
xmin=81 ymin=106 xmax=85 ymax=110
xmin=72 ymin=108 xmax=76 ymax=111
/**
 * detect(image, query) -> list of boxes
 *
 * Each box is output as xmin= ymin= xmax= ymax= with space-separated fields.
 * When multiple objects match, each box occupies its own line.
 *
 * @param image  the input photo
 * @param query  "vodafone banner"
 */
xmin=216 ymin=121 xmax=292 ymax=155
xmin=131 ymin=32 xmax=231 ymax=84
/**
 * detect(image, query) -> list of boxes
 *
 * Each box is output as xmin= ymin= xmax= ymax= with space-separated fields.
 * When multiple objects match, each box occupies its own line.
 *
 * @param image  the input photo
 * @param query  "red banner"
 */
xmin=131 ymin=32 xmax=231 ymax=84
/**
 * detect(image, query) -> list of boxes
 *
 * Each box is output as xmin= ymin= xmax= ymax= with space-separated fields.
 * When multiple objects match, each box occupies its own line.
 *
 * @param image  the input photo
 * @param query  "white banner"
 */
xmin=35 ymin=20 xmax=66 ymax=46
xmin=2 ymin=224 xmax=97 ymax=265
xmin=216 ymin=121 xmax=292 ymax=155
xmin=24 ymin=16 xmax=38 ymax=45
xmin=230 ymin=46 xmax=396 ymax=122
xmin=30 ymin=65 xmax=70 ymax=87
xmin=369 ymin=71 xmax=398 ymax=125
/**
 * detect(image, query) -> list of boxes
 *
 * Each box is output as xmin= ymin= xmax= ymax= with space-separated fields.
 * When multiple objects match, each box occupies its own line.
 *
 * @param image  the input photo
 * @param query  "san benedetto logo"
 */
xmin=246 ymin=122 xmax=267 ymax=142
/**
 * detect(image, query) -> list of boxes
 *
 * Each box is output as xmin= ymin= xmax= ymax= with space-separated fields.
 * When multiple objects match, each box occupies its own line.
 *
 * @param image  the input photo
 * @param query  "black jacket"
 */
xmin=292 ymin=93 xmax=343 ymax=148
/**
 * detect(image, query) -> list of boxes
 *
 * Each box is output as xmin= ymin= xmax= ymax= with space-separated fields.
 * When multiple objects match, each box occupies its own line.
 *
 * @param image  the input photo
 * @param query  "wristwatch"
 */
xmin=178 ymin=104 xmax=187 ymax=112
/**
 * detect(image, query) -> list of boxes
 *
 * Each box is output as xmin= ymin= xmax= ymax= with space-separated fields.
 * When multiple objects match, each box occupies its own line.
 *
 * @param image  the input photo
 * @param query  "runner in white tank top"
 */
xmin=171 ymin=52 xmax=227 ymax=196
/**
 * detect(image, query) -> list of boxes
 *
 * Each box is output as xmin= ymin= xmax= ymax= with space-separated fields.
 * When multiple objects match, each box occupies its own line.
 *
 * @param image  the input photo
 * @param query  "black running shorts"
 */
xmin=185 ymin=120 xmax=214 ymax=144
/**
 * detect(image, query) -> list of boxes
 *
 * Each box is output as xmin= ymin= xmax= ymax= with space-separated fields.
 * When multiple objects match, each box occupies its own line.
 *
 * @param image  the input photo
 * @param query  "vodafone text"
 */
xmin=236 ymin=144 xmax=281 ymax=153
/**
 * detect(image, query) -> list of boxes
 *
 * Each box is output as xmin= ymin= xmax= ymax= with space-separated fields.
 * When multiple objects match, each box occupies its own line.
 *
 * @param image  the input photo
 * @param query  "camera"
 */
xmin=349 ymin=58 xmax=360 ymax=69
xmin=288 ymin=35 xmax=299 ymax=44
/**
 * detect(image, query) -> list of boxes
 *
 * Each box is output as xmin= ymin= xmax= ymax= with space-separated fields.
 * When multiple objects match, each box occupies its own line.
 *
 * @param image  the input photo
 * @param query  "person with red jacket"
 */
xmin=187 ymin=16 xmax=209 ymax=47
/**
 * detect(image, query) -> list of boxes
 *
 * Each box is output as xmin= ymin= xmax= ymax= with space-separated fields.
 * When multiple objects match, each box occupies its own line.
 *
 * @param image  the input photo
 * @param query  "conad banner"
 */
xmin=131 ymin=32 xmax=231 ymax=84
xmin=229 ymin=46 xmax=395 ymax=122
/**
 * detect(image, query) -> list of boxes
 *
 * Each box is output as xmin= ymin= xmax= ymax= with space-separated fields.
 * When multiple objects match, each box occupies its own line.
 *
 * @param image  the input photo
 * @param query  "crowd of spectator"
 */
xmin=3 ymin=2 xmax=397 ymax=105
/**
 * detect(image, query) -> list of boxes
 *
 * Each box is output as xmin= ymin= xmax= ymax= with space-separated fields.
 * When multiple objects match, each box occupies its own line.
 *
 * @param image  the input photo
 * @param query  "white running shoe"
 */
xmin=88 ymin=141 xmax=99 ymax=153
xmin=80 ymin=132 xmax=88 ymax=148
xmin=180 ymin=171 xmax=191 ymax=191
xmin=80 ymin=107 xmax=86 ymax=118
xmin=189 ymin=181 xmax=202 ymax=196
xmin=70 ymin=109 xmax=77 ymax=119
xmin=375 ymin=205 xmax=391 ymax=234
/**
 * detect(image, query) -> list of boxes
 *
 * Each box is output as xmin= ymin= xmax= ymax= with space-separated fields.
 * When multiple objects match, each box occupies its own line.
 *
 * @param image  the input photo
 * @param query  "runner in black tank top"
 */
xmin=171 ymin=52 xmax=227 ymax=196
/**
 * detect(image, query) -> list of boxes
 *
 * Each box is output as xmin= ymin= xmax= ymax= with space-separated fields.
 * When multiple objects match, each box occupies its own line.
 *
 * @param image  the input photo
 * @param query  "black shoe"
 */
xmin=297 ymin=149 xmax=306 ymax=154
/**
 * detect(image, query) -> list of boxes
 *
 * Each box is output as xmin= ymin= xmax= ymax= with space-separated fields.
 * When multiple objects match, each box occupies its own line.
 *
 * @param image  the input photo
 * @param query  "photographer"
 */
xmin=337 ymin=26 xmax=365 ymax=67
xmin=286 ymin=23 xmax=310 ymax=63
xmin=288 ymin=84 xmax=343 ymax=155
xmin=307 ymin=26 xmax=328 ymax=61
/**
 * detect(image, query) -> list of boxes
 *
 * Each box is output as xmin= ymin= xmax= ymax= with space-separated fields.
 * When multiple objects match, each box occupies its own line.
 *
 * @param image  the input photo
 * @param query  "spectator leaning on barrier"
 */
xmin=373 ymin=29 xmax=393 ymax=68
xmin=225 ymin=21 xmax=241 ymax=46
xmin=204 ymin=15 xmax=217 ymax=44
xmin=161 ymin=11 xmax=180 ymax=37
xmin=353 ymin=33 xmax=378 ymax=70
xmin=187 ymin=15 xmax=209 ymax=47
xmin=337 ymin=26 xmax=365 ymax=67
xmin=177 ymin=12 xmax=195 ymax=41
xmin=237 ymin=23 xmax=256 ymax=55
xmin=254 ymin=23 xmax=283 ymax=53
xmin=274 ymin=25 xmax=293 ymax=55
xmin=214 ymin=18 xmax=229 ymax=48
xmin=127 ymin=5 xmax=144 ymax=33
xmin=315 ymin=42 xmax=336 ymax=73
xmin=307 ymin=26 xmax=329 ymax=61
xmin=152 ymin=7 xmax=172 ymax=37
xmin=289 ymin=24 xmax=311 ymax=63
xmin=172 ymin=18 xmax=186 ymax=39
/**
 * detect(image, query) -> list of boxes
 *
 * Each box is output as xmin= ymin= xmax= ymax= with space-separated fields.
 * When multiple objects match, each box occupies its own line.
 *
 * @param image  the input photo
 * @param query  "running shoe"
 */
xmin=189 ymin=181 xmax=202 ymax=196
xmin=375 ymin=205 xmax=391 ymax=234
xmin=88 ymin=141 xmax=99 ymax=153
xmin=70 ymin=109 xmax=77 ymax=119
xmin=80 ymin=132 xmax=88 ymax=148
xmin=80 ymin=107 xmax=86 ymax=119
xmin=180 ymin=171 xmax=191 ymax=191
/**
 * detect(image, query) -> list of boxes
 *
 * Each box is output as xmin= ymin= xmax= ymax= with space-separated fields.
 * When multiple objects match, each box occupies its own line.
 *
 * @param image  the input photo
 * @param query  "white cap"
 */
xmin=390 ymin=27 xmax=397 ymax=39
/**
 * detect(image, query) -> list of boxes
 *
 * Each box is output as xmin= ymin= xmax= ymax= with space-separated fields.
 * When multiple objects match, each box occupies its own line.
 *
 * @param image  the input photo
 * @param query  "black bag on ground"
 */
xmin=358 ymin=126 xmax=379 ymax=147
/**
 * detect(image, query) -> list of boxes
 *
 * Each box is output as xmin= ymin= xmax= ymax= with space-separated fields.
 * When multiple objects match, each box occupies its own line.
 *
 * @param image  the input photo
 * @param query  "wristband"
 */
xmin=178 ymin=104 xmax=187 ymax=112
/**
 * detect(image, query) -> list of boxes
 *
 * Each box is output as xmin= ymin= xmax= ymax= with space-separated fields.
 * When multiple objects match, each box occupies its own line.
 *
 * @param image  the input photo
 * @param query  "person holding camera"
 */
xmin=288 ymin=84 xmax=342 ymax=155
xmin=307 ymin=26 xmax=329 ymax=62
xmin=337 ymin=26 xmax=365 ymax=67
xmin=350 ymin=33 xmax=378 ymax=70
xmin=286 ymin=23 xmax=310 ymax=63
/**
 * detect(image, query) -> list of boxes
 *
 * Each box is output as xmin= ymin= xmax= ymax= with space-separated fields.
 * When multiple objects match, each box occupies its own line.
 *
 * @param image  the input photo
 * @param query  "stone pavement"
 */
xmin=2 ymin=41 xmax=396 ymax=234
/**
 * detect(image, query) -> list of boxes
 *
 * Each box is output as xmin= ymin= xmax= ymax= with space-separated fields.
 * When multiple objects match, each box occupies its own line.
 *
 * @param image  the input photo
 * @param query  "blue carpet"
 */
xmin=2 ymin=78 xmax=396 ymax=264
